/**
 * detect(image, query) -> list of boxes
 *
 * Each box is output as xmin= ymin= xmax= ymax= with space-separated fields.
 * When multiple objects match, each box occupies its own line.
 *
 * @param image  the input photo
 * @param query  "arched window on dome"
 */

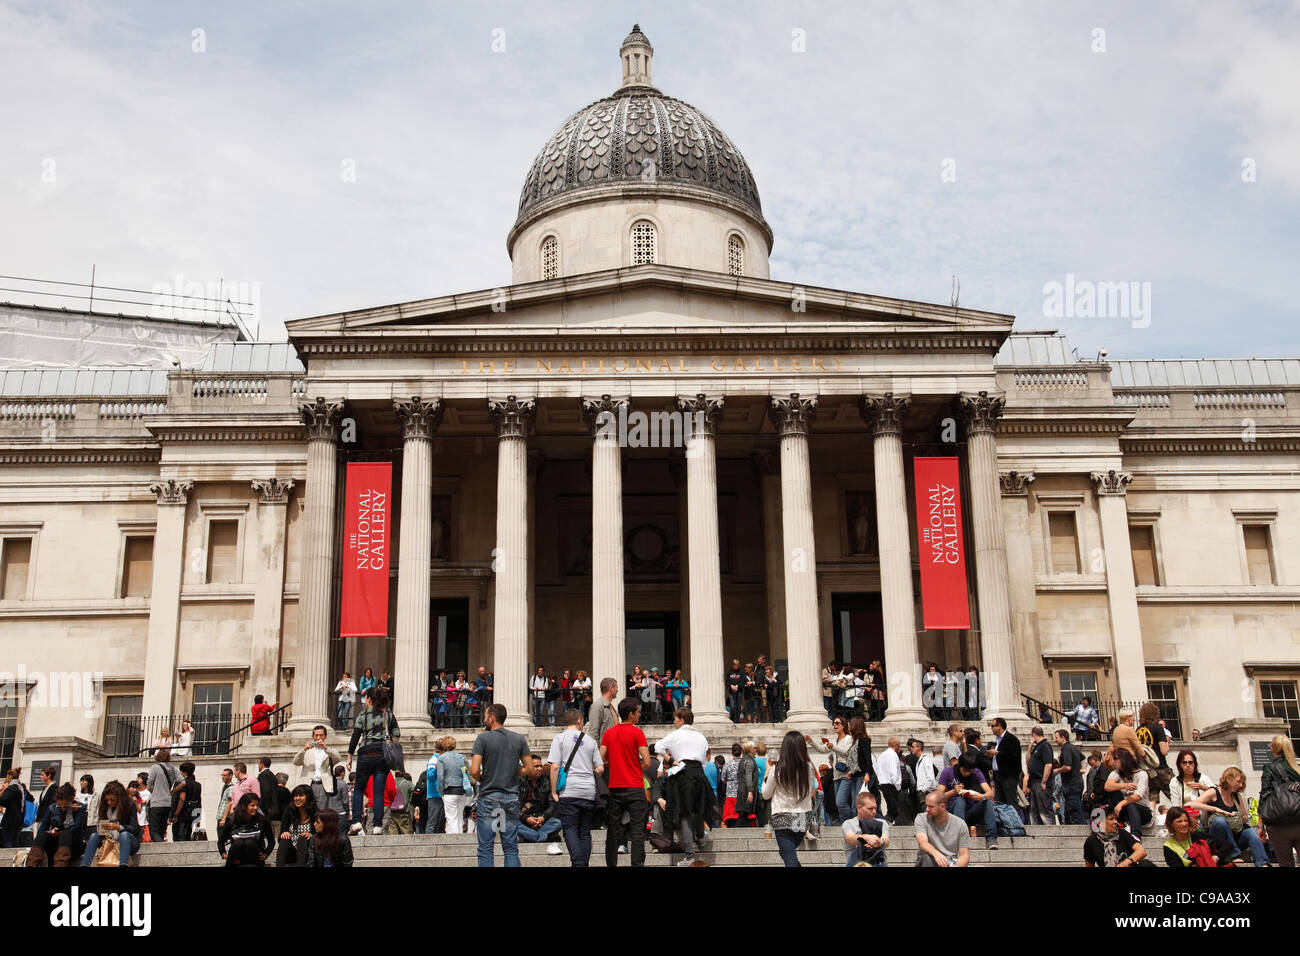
xmin=541 ymin=235 xmax=559 ymax=280
xmin=631 ymin=220 xmax=657 ymax=265
xmin=727 ymin=234 xmax=744 ymax=276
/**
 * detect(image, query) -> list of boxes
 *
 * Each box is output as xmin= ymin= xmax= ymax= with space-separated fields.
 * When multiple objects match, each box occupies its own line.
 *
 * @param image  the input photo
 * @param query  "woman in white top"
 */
xmin=762 ymin=731 xmax=821 ymax=867
xmin=173 ymin=720 xmax=194 ymax=758
xmin=571 ymin=670 xmax=593 ymax=720
xmin=152 ymin=727 xmax=172 ymax=756
xmin=806 ymin=717 xmax=856 ymax=823
xmin=1165 ymin=748 xmax=1213 ymax=813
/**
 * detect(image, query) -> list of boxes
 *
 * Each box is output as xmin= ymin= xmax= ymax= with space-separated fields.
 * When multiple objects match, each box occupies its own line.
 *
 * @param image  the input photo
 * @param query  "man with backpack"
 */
xmin=145 ymin=748 xmax=181 ymax=842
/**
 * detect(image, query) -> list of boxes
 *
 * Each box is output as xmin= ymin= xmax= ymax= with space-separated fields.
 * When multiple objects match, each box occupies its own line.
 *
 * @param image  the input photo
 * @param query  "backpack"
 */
xmin=993 ymin=802 xmax=1026 ymax=837
xmin=23 ymin=796 xmax=37 ymax=828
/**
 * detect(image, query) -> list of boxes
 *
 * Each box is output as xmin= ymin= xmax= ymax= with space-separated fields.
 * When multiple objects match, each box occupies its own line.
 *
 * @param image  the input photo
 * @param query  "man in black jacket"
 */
xmin=36 ymin=765 xmax=58 ymax=826
xmin=257 ymin=757 xmax=279 ymax=822
xmin=34 ymin=783 xmax=87 ymax=866
xmin=988 ymin=717 xmax=1023 ymax=808
xmin=516 ymin=756 xmax=562 ymax=849
xmin=1025 ymin=726 xmax=1055 ymax=825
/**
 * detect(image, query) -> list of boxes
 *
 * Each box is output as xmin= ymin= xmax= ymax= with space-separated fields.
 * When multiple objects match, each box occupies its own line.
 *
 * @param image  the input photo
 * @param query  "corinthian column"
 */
xmin=861 ymin=394 xmax=927 ymax=722
xmin=1092 ymin=470 xmax=1148 ymax=701
xmin=582 ymin=395 xmax=628 ymax=691
xmin=490 ymin=395 xmax=535 ymax=728
xmin=768 ymin=394 xmax=824 ymax=729
xmin=393 ymin=398 xmax=443 ymax=735
xmin=141 ymin=479 xmax=193 ymax=717
xmin=677 ymin=394 xmax=728 ymax=726
xmin=960 ymin=391 xmax=1021 ymax=718
xmin=286 ymin=398 xmax=343 ymax=734
xmin=249 ymin=478 xmax=294 ymax=707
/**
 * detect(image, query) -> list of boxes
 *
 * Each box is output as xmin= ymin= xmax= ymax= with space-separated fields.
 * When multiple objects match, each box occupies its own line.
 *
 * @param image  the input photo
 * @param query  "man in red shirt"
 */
xmin=599 ymin=697 xmax=651 ymax=867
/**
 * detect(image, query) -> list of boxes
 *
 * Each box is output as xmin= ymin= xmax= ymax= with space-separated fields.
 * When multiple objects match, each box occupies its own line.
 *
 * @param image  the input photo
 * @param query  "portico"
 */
xmin=283 ymin=265 xmax=1022 ymax=733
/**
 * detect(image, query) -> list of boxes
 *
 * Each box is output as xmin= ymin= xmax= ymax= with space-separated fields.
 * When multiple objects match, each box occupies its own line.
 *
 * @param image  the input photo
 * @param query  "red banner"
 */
xmin=914 ymin=457 xmax=971 ymax=630
xmin=341 ymin=462 xmax=392 ymax=637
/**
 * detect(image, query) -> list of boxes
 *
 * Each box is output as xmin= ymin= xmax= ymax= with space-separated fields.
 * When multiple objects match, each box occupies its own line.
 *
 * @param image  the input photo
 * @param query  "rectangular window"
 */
xmin=121 ymin=536 xmax=154 ymax=597
xmin=206 ymin=521 xmax=239 ymax=584
xmin=0 ymin=537 xmax=32 ymax=600
xmin=1048 ymin=512 xmax=1080 ymax=574
xmin=1059 ymin=672 xmax=1097 ymax=710
xmin=1243 ymin=525 xmax=1275 ymax=585
xmin=1146 ymin=680 xmax=1182 ymax=740
xmin=1260 ymin=680 xmax=1300 ymax=752
xmin=0 ymin=698 xmax=17 ymax=775
xmin=103 ymin=695 xmax=143 ymax=757
xmin=1130 ymin=525 xmax=1159 ymax=586
xmin=192 ymin=683 xmax=234 ymax=756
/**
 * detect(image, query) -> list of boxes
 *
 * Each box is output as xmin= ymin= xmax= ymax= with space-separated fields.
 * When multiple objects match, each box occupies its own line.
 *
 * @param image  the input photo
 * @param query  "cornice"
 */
xmin=1121 ymin=437 xmax=1300 ymax=454
xmin=0 ymin=448 xmax=161 ymax=465
xmin=291 ymin=331 xmax=1009 ymax=358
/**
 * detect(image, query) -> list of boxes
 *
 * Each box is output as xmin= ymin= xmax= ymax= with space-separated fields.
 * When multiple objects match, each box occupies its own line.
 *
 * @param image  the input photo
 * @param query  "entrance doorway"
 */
xmin=625 ymin=611 xmax=681 ymax=682
xmin=430 ymin=598 xmax=469 ymax=683
xmin=831 ymin=594 xmax=884 ymax=669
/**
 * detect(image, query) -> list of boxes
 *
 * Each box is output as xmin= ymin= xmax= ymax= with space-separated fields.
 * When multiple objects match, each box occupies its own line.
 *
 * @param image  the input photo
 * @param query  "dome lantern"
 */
xmin=620 ymin=24 xmax=654 ymax=89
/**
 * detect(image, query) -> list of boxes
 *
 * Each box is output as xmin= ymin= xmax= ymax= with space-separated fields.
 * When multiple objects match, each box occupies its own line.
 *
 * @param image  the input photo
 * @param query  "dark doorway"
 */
xmin=625 ymin=611 xmax=681 ymax=680
xmin=430 ymin=598 xmax=469 ymax=683
xmin=832 ymin=594 xmax=885 ymax=669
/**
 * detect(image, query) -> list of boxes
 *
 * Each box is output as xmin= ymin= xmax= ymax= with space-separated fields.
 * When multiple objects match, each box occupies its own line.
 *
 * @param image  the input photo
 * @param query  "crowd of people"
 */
xmin=5 ymin=673 xmax=1299 ymax=868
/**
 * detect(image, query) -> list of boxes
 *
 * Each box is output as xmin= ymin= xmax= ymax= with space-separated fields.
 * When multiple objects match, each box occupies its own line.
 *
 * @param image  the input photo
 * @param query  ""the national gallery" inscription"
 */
xmin=452 ymin=355 xmax=846 ymax=375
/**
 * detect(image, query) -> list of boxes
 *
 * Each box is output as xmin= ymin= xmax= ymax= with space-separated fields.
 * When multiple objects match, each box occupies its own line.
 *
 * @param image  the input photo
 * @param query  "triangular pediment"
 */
xmin=285 ymin=265 xmax=1014 ymax=341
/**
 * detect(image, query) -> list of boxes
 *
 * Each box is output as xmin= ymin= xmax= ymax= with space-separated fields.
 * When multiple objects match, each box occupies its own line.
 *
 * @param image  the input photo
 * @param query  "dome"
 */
xmin=511 ymin=26 xmax=769 ymax=245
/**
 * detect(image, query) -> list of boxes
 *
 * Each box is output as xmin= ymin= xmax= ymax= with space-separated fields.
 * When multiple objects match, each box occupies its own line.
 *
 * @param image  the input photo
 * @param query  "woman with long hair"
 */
xmin=1104 ymin=747 xmax=1151 ymax=834
xmin=346 ymin=685 xmax=399 ymax=836
xmin=1191 ymin=766 xmax=1270 ymax=866
xmin=573 ymin=670 xmax=593 ymax=720
xmin=220 ymin=793 xmax=272 ymax=866
xmin=762 ymin=731 xmax=820 ymax=866
xmin=807 ymin=715 xmax=857 ymax=824
xmin=306 ymin=808 xmax=354 ymax=867
xmin=1167 ymin=749 xmax=1213 ymax=812
xmin=80 ymin=781 xmax=141 ymax=866
xmin=173 ymin=720 xmax=194 ymax=759
xmin=1260 ymin=735 xmax=1300 ymax=867
xmin=276 ymin=784 xmax=318 ymax=867
xmin=847 ymin=717 xmax=874 ymax=808
xmin=358 ymin=668 xmax=376 ymax=695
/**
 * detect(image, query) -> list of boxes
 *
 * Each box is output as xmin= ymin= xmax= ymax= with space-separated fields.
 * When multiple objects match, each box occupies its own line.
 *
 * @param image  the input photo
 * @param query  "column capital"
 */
xmin=959 ymin=390 xmax=1005 ymax=435
xmin=393 ymin=397 xmax=443 ymax=440
xmin=580 ymin=395 xmax=629 ymax=437
xmin=859 ymin=393 xmax=911 ymax=436
xmin=489 ymin=395 xmax=536 ymax=439
xmin=768 ymin=393 xmax=817 ymax=437
xmin=1091 ymin=469 xmax=1133 ymax=496
xmin=675 ymin=393 xmax=724 ymax=437
xmin=149 ymin=478 xmax=193 ymax=505
xmin=999 ymin=471 xmax=1036 ymax=496
xmin=299 ymin=397 xmax=344 ymax=441
xmin=251 ymin=477 xmax=295 ymax=504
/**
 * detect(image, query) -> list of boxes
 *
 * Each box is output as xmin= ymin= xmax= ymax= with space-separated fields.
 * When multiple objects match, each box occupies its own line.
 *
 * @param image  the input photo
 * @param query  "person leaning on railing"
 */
xmin=1067 ymin=697 xmax=1100 ymax=741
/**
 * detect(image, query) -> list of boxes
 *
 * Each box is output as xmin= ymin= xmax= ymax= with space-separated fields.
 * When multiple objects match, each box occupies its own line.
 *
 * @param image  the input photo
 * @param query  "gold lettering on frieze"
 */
xmin=451 ymin=355 xmax=844 ymax=375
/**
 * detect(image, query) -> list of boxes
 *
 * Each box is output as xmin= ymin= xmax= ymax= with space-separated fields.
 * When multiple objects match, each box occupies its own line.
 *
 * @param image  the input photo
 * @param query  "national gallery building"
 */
xmin=1 ymin=28 xmax=1296 ymax=783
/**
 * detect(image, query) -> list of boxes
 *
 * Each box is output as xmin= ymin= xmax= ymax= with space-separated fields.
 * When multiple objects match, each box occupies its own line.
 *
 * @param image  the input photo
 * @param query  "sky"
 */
xmin=1 ymin=0 xmax=1298 ymax=360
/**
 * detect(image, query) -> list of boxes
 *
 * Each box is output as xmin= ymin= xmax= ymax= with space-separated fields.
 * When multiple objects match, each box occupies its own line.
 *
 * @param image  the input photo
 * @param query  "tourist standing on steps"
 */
xmin=470 ymin=702 xmax=533 ymax=867
xmin=601 ymin=697 xmax=652 ymax=867
xmin=1260 ymin=735 xmax=1300 ymax=867
xmin=293 ymin=724 xmax=343 ymax=812
xmin=439 ymin=736 xmax=470 ymax=834
xmin=1026 ymin=726 xmax=1056 ymax=826
xmin=334 ymin=672 xmax=358 ymax=729
xmin=1054 ymin=729 xmax=1086 ymax=825
xmin=145 ymin=748 xmax=180 ymax=843
xmin=806 ymin=716 xmax=855 ymax=823
xmin=548 ymin=708 xmax=604 ymax=866
xmin=763 ymin=730 xmax=819 ymax=867
xmin=346 ymin=685 xmax=398 ymax=836
xmin=359 ymin=668 xmax=376 ymax=696
xmin=585 ymin=676 xmax=621 ymax=826
xmin=988 ymin=717 xmax=1023 ymax=809
xmin=874 ymin=737 xmax=904 ymax=824
xmin=652 ymin=707 xmax=712 ymax=865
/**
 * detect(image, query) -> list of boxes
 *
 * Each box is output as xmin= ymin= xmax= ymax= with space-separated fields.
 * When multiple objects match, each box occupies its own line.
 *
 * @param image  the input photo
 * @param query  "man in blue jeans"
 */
xmin=471 ymin=702 xmax=533 ymax=867
xmin=936 ymin=753 xmax=999 ymax=851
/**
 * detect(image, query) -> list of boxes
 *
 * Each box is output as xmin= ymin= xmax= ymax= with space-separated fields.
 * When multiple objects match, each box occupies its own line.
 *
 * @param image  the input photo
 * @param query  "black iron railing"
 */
xmin=109 ymin=703 xmax=293 ymax=759
xmin=1021 ymin=695 xmax=1154 ymax=739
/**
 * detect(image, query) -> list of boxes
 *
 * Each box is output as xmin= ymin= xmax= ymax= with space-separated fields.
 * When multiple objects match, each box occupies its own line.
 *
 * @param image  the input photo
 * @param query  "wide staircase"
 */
xmin=138 ymin=824 xmax=1095 ymax=867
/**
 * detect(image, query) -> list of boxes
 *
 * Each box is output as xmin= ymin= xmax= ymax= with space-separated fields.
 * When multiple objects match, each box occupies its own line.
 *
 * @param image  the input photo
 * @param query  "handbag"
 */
xmin=382 ymin=710 xmax=405 ymax=773
xmin=92 ymin=838 xmax=119 ymax=867
xmin=1258 ymin=782 xmax=1300 ymax=826
xmin=556 ymin=733 xmax=584 ymax=795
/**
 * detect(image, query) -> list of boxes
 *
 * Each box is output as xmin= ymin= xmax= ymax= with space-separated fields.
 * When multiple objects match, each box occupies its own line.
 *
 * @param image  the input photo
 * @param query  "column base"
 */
xmin=881 ymin=706 xmax=931 ymax=727
xmin=503 ymin=713 xmax=535 ymax=731
xmin=284 ymin=714 xmax=329 ymax=737
xmin=395 ymin=714 xmax=436 ymax=740
xmin=782 ymin=708 xmax=833 ymax=734
xmin=690 ymin=710 xmax=733 ymax=734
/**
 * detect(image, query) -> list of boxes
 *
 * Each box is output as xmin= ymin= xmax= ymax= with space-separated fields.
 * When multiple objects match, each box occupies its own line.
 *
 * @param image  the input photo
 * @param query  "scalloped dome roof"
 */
xmin=513 ymin=27 xmax=766 ymax=234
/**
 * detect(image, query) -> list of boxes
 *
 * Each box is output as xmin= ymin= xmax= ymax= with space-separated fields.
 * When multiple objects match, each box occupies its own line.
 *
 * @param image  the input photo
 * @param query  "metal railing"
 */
xmin=108 ymin=703 xmax=293 ymax=759
xmin=1021 ymin=695 xmax=1151 ymax=740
